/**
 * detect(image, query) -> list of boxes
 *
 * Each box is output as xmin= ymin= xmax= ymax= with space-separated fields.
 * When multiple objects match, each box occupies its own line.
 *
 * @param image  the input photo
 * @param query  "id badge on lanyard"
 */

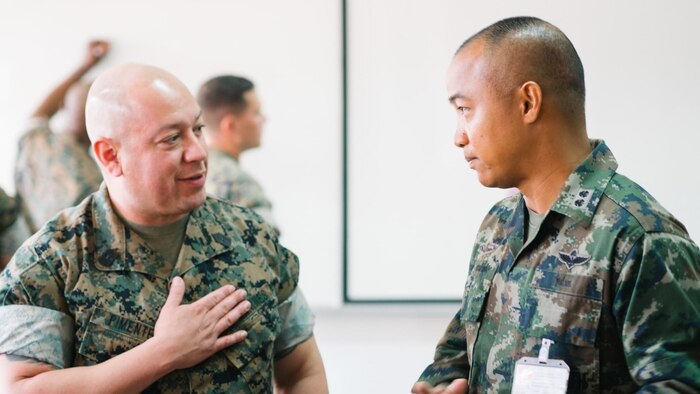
xmin=511 ymin=338 xmax=570 ymax=394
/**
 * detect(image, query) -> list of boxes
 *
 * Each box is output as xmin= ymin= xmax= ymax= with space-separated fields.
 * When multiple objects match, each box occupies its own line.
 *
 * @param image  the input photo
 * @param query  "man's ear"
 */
xmin=219 ymin=113 xmax=239 ymax=134
xmin=219 ymin=113 xmax=243 ymax=147
xmin=93 ymin=138 xmax=122 ymax=177
xmin=519 ymin=81 xmax=542 ymax=124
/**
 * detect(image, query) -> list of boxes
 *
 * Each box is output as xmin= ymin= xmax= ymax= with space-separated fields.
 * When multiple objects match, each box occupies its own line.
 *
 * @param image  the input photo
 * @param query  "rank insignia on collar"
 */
xmin=479 ymin=243 xmax=497 ymax=253
xmin=558 ymin=250 xmax=591 ymax=269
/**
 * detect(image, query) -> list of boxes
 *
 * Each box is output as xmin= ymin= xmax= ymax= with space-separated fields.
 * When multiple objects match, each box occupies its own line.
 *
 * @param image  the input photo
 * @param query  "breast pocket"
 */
xmin=76 ymin=307 xmax=153 ymax=365
xmin=527 ymin=270 xmax=603 ymax=392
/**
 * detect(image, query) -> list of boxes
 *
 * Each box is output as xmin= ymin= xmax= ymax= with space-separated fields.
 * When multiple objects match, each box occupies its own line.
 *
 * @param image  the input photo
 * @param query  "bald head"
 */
xmin=85 ymin=63 xmax=194 ymax=143
xmin=457 ymin=17 xmax=585 ymax=117
xmin=85 ymin=63 xmax=207 ymax=225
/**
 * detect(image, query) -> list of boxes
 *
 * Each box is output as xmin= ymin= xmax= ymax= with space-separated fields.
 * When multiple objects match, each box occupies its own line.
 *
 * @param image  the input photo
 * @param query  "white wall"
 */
xmin=347 ymin=0 xmax=700 ymax=301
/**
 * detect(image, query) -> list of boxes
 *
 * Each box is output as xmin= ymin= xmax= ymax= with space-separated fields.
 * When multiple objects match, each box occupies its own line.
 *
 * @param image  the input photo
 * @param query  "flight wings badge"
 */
xmin=558 ymin=250 xmax=591 ymax=269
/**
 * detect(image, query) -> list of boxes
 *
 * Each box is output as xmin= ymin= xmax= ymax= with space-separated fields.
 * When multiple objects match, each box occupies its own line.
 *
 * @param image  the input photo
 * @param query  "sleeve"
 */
xmin=416 ymin=310 xmax=470 ymax=386
xmin=255 ymin=217 xmax=299 ymax=304
xmin=273 ymin=287 xmax=315 ymax=359
xmin=614 ymin=232 xmax=700 ymax=391
xmin=0 ymin=245 xmax=75 ymax=368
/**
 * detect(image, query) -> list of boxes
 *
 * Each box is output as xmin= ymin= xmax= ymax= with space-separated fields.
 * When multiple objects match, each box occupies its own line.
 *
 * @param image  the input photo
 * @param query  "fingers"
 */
xmin=446 ymin=379 xmax=468 ymax=394
xmin=412 ymin=382 xmax=435 ymax=394
xmin=214 ymin=330 xmax=248 ymax=352
xmin=87 ymin=40 xmax=110 ymax=62
xmin=412 ymin=380 xmax=466 ymax=394
xmin=163 ymin=276 xmax=186 ymax=310
xmin=411 ymin=382 xmax=427 ymax=394
xmin=209 ymin=288 xmax=247 ymax=320
xmin=213 ymin=296 xmax=251 ymax=334
xmin=196 ymin=284 xmax=236 ymax=310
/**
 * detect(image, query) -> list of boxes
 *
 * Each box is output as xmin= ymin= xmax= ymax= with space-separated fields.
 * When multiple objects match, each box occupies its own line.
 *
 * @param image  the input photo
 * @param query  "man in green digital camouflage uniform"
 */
xmin=413 ymin=17 xmax=700 ymax=393
xmin=0 ymin=63 xmax=327 ymax=393
xmin=14 ymin=41 xmax=107 ymax=233
xmin=197 ymin=75 xmax=278 ymax=232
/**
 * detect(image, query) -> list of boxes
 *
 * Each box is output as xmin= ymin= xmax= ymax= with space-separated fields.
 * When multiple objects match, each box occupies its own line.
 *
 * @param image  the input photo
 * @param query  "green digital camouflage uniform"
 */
xmin=14 ymin=118 xmax=102 ymax=232
xmin=418 ymin=140 xmax=700 ymax=392
xmin=205 ymin=149 xmax=278 ymax=231
xmin=0 ymin=184 xmax=314 ymax=393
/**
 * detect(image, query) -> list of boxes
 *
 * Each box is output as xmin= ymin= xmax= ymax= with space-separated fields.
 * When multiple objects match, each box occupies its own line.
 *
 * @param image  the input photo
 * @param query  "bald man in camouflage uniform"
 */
xmin=413 ymin=17 xmax=699 ymax=394
xmin=197 ymin=75 xmax=278 ymax=232
xmin=0 ymin=64 xmax=327 ymax=393
xmin=14 ymin=41 xmax=107 ymax=233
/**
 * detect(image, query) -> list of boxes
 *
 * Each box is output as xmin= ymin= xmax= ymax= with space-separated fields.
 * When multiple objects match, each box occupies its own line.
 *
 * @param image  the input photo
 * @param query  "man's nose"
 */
xmin=184 ymin=132 xmax=207 ymax=162
xmin=454 ymin=127 xmax=468 ymax=148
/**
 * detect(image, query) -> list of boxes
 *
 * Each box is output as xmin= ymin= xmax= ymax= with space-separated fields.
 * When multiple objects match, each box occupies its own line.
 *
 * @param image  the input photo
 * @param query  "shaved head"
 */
xmin=457 ymin=16 xmax=585 ymax=117
xmin=85 ymin=63 xmax=193 ymax=144
xmin=85 ymin=63 xmax=207 ymax=225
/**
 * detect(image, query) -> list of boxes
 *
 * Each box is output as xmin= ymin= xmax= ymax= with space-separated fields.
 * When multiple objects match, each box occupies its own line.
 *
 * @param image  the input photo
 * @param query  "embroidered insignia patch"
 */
xmin=558 ymin=250 xmax=591 ymax=269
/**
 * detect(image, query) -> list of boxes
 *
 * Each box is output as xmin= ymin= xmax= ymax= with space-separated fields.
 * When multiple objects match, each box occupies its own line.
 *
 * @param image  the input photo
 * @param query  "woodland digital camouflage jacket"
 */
xmin=0 ymin=185 xmax=301 ymax=393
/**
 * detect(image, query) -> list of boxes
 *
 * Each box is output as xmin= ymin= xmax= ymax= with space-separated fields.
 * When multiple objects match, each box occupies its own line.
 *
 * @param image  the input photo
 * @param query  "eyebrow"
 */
xmin=158 ymin=111 xmax=203 ymax=133
xmin=448 ymin=93 xmax=466 ymax=103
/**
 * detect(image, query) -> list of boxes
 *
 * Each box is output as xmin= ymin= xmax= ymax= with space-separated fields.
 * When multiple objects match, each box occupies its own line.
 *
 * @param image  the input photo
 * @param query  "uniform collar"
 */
xmin=549 ymin=139 xmax=618 ymax=226
xmin=209 ymin=148 xmax=240 ymax=163
xmin=92 ymin=184 xmax=241 ymax=279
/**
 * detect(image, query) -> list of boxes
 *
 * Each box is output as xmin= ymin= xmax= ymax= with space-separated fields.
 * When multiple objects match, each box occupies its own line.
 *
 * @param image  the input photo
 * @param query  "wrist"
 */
xmin=141 ymin=336 xmax=178 ymax=375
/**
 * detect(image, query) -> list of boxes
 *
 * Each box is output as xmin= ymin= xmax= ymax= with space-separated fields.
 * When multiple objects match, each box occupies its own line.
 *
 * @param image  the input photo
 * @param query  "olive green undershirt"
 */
xmin=526 ymin=208 xmax=546 ymax=245
xmin=122 ymin=214 xmax=189 ymax=267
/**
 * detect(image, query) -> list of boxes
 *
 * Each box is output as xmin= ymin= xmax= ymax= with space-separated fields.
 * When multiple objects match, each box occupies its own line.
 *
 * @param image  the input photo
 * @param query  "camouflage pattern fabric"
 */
xmin=418 ymin=139 xmax=700 ymax=392
xmin=205 ymin=149 xmax=278 ymax=232
xmin=0 ymin=184 xmax=300 ymax=393
xmin=14 ymin=119 xmax=102 ymax=232
xmin=0 ymin=187 xmax=19 ymax=233
xmin=0 ymin=305 xmax=74 ymax=368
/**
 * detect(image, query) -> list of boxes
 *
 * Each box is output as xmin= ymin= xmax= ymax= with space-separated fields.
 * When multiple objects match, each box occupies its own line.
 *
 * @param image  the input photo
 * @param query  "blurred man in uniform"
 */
xmin=197 ymin=75 xmax=279 ymax=232
xmin=14 ymin=41 xmax=108 ymax=232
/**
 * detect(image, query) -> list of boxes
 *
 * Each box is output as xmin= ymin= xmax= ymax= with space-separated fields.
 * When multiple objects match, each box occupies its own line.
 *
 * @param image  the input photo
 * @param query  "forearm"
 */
xmin=31 ymin=62 xmax=92 ymax=119
xmin=6 ymin=338 xmax=174 ymax=394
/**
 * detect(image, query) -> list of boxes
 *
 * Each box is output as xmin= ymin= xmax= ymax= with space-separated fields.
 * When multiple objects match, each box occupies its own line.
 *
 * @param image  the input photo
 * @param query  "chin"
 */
xmin=182 ymin=191 xmax=207 ymax=211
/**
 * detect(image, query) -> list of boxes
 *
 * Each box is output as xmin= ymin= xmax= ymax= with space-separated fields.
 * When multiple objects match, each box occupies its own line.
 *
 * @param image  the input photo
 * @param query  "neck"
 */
xmin=108 ymin=188 xmax=189 ymax=227
xmin=519 ymin=130 xmax=590 ymax=214
xmin=206 ymin=132 xmax=241 ymax=160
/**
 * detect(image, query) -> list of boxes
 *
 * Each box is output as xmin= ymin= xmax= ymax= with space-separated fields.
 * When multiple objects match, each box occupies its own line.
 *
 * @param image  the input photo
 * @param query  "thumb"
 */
xmin=164 ymin=276 xmax=185 ymax=309
xmin=447 ymin=379 xmax=468 ymax=393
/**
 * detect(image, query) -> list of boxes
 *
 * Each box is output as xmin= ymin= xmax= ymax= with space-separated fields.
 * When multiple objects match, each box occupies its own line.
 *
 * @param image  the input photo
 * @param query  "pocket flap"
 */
xmin=78 ymin=308 xmax=153 ymax=363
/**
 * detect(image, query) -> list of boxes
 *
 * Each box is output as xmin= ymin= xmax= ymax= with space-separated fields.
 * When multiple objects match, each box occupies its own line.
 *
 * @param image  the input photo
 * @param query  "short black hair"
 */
xmin=458 ymin=16 xmax=585 ymax=114
xmin=197 ymin=75 xmax=255 ymax=126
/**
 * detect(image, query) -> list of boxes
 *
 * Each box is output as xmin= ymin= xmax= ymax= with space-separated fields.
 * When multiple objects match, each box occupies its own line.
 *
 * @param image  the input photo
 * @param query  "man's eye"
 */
xmin=458 ymin=107 xmax=470 ymax=115
xmin=164 ymin=134 xmax=180 ymax=144
xmin=193 ymin=124 xmax=205 ymax=134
